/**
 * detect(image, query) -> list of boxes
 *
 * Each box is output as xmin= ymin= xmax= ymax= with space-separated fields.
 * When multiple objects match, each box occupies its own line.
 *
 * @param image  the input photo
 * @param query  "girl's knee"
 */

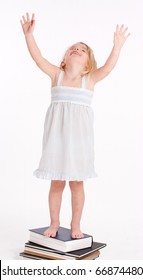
xmin=69 ymin=181 xmax=83 ymax=190
xmin=51 ymin=180 xmax=66 ymax=190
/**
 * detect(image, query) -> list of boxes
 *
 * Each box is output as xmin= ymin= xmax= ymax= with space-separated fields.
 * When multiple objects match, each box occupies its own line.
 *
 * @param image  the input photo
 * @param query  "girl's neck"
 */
xmin=64 ymin=64 xmax=84 ymax=80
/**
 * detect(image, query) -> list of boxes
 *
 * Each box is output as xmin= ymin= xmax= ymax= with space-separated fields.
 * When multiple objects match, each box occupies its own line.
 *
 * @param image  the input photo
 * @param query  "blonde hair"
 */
xmin=60 ymin=42 xmax=97 ymax=76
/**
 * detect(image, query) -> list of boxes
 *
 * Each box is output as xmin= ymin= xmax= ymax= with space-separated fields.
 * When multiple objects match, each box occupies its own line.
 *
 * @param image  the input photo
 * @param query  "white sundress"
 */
xmin=33 ymin=70 xmax=97 ymax=181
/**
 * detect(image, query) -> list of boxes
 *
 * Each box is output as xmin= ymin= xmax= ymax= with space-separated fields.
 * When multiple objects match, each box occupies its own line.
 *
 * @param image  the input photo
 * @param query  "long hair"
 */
xmin=60 ymin=42 xmax=97 ymax=76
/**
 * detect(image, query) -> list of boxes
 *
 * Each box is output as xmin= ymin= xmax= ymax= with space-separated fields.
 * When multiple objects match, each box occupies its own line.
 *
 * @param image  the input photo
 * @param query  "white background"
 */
xmin=0 ymin=0 xmax=142 ymax=260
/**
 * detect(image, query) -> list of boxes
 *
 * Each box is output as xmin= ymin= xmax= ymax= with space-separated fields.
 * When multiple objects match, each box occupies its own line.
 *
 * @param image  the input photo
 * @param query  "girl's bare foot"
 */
xmin=44 ymin=223 xmax=59 ymax=237
xmin=71 ymin=225 xmax=84 ymax=239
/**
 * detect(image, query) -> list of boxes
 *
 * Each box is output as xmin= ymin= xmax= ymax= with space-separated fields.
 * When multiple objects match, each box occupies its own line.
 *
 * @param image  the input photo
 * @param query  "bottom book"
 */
xmin=20 ymin=251 xmax=100 ymax=260
xmin=20 ymin=250 xmax=100 ymax=260
xmin=20 ymin=241 xmax=106 ymax=260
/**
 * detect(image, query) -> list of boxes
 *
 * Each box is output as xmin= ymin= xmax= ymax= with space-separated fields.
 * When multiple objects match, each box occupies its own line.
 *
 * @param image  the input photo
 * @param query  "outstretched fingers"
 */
xmin=20 ymin=13 xmax=35 ymax=25
xmin=31 ymin=13 xmax=35 ymax=21
xmin=119 ymin=24 xmax=125 ymax=33
xmin=116 ymin=24 xmax=130 ymax=37
xmin=20 ymin=12 xmax=35 ymax=34
xmin=21 ymin=15 xmax=26 ymax=25
xmin=26 ymin=12 xmax=30 ymax=23
xmin=123 ymin=27 xmax=130 ymax=39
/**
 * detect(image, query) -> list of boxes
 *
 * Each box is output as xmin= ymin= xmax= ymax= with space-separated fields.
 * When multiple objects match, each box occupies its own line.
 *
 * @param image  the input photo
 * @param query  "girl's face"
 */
xmin=64 ymin=43 xmax=89 ymax=68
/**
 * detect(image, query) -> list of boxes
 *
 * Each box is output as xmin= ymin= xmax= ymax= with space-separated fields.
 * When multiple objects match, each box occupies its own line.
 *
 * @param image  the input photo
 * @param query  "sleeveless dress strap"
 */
xmin=81 ymin=75 xmax=87 ymax=89
xmin=57 ymin=70 xmax=64 ymax=86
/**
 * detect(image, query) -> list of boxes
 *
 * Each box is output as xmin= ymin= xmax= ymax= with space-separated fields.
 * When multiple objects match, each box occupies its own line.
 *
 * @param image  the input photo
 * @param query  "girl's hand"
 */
xmin=20 ymin=13 xmax=35 ymax=35
xmin=114 ymin=24 xmax=130 ymax=49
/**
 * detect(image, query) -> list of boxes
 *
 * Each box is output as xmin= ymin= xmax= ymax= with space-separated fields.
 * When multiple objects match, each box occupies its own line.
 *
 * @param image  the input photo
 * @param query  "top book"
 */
xmin=29 ymin=226 xmax=93 ymax=252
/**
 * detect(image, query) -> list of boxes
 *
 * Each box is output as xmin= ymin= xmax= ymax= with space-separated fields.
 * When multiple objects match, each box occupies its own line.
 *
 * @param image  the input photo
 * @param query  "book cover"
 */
xmin=20 ymin=249 xmax=100 ymax=260
xmin=29 ymin=226 xmax=93 ymax=252
xmin=23 ymin=240 xmax=106 ymax=260
xmin=69 ymin=241 xmax=106 ymax=258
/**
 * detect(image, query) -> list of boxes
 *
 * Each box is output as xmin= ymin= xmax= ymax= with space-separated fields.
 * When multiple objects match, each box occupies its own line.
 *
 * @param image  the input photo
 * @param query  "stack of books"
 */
xmin=20 ymin=226 xmax=106 ymax=260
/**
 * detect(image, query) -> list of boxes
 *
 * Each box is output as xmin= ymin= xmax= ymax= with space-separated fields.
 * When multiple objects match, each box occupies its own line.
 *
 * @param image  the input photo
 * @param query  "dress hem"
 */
xmin=33 ymin=169 xmax=98 ymax=181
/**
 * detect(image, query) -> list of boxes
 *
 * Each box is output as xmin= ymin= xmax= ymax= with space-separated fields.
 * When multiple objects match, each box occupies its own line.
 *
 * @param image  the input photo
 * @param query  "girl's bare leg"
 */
xmin=44 ymin=180 xmax=66 ymax=237
xmin=69 ymin=181 xmax=85 ymax=238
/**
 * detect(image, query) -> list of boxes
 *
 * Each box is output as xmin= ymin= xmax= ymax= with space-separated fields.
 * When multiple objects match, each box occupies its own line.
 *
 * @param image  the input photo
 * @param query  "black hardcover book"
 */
xmin=29 ymin=226 xmax=93 ymax=252
xmin=22 ymin=240 xmax=106 ymax=260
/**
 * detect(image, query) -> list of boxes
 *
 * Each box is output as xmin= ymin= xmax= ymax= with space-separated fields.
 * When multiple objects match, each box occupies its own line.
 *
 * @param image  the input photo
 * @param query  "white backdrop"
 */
xmin=0 ymin=0 xmax=142 ymax=260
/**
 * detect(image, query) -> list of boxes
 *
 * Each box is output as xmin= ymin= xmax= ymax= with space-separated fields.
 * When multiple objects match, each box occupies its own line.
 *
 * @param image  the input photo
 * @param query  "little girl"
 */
xmin=20 ymin=13 xmax=130 ymax=239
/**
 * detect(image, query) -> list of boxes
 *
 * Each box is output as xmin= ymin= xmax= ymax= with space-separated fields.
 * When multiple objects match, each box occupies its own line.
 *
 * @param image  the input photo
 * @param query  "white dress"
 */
xmin=33 ymin=71 xmax=97 ymax=181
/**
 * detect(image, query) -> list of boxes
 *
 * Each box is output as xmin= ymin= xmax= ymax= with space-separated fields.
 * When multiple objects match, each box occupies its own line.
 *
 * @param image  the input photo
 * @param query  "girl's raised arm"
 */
xmin=91 ymin=24 xmax=130 ymax=84
xmin=20 ymin=13 xmax=59 ymax=79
